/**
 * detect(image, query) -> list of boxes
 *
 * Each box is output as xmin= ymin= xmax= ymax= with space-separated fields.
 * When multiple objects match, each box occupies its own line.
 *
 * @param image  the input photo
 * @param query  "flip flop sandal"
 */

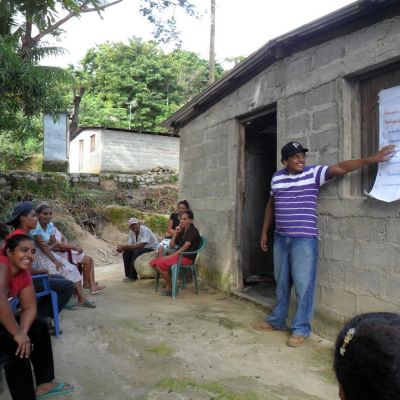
xmin=90 ymin=288 xmax=105 ymax=295
xmin=77 ymin=299 xmax=96 ymax=308
xmin=36 ymin=382 xmax=77 ymax=399
xmin=63 ymin=302 xmax=78 ymax=310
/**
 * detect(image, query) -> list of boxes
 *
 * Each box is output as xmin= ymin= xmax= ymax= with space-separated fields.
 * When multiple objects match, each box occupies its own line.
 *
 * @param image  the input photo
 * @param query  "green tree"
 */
xmin=0 ymin=0 xmax=196 ymax=169
xmin=74 ymin=38 xmax=223 ymax=131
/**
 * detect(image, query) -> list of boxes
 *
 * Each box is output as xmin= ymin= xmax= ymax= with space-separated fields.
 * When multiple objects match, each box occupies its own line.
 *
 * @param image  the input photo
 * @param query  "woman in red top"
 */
xmin=0 ymin=234 xmax=75 ymax=400
xmin=149 ymin=210 xmax=200 ymax=296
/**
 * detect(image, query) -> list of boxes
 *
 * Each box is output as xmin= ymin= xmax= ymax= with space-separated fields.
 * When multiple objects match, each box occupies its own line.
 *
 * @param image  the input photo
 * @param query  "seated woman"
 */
xmin=5 ymin=201 xmax=74 ymax=318
xmin=53 ymin=227 xmax=105 ymax=295
xmin=157 ymin=200 xmax=190 ymax=255
xmin=149 ymin=210 xmax=200 ymax=296
xmin=30 ymin=202 xmax=95 ymax=308
xmin=334 ymin=312 xmax=400 ymax=400
xmin=0 ymin=234 xmax=76 ymax=400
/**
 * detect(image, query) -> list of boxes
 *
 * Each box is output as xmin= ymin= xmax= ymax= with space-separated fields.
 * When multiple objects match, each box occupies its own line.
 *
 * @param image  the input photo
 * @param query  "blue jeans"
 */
xmin=267 ymin=233 xmax=318 ymax=337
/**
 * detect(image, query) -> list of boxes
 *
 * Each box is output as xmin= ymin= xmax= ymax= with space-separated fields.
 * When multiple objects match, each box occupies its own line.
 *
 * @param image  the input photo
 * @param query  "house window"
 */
xmin=359 ymin=64 xmax=400 ymax=192
xmin=90 ymin=134 xmax=96 ymax=152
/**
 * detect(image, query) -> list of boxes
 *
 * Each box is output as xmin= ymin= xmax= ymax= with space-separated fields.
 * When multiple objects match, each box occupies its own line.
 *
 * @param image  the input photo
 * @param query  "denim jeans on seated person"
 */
xmin=33 ymin=274 xmax=74 ymax=319
xmin=267 ymin=232 xmax=318 ymax=337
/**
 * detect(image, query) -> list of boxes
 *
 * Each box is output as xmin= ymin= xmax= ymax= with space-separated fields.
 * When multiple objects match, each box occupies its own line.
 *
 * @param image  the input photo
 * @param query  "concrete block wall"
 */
xmin=70 ymin=129 xmax=179 ymax=173
xmin=179 ymin=13 xmax=400 ymax=335
xmin=69 ymin=129 xmax=102 ymax=173
xmin=102 ymin=131 xmax=179 ymax=172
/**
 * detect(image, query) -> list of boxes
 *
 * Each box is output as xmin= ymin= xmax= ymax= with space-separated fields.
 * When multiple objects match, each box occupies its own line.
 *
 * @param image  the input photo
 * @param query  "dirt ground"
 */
xmin=2 ymin=263 xmax=339 ymax=400
xmin=1 ymin=219 xmax=339 ymax=400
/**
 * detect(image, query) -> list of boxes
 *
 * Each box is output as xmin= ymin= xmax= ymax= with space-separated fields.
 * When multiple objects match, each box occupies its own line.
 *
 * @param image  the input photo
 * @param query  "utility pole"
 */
xmin=209 ymin=0 xmax=216 ymax=84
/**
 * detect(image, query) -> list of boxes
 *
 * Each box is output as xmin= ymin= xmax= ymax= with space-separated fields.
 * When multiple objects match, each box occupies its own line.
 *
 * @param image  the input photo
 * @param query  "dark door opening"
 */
xmin=239 ymin=110 xmax=277 ymax=303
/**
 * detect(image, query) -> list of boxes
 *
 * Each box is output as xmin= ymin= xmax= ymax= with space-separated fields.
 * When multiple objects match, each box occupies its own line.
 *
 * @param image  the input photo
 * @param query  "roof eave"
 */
xmin=163 ymin=0 xmax=400 ymax=130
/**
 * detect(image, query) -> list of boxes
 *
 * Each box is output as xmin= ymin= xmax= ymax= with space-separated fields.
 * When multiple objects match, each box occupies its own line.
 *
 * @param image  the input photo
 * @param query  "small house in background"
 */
xmin=43 ymin=113 xmax=69 ymax=172
xmin=69 ymin=127 xmax=179 ymax=173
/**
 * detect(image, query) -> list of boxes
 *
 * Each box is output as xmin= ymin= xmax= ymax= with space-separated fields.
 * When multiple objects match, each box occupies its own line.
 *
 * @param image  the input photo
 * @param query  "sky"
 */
xmin=42 ymin=0 xmax=357 ymax=68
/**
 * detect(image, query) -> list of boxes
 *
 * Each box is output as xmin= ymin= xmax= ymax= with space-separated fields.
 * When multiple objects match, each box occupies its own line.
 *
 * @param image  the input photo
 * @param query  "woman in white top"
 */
xmin=30 ymin=202 xmax=95 ymax=308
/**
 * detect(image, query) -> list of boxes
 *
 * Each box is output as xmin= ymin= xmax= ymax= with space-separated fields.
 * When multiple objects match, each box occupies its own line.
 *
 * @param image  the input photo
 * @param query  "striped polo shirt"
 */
xmin=271 ymin=165 xmax=330 ymax=238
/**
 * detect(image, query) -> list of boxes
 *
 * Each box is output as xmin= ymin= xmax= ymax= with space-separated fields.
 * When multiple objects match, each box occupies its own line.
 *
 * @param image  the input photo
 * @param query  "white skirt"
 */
xmin=34 ymin=247 xmax=82 ymax=283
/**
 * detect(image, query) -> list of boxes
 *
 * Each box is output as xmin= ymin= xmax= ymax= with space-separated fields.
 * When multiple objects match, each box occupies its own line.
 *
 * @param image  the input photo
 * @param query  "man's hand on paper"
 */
xmin=373 ymin=145 xmax=396 ymax=163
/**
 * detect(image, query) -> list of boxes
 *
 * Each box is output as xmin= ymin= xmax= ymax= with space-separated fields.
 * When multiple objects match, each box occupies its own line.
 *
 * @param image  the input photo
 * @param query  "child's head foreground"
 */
xmin=334 ymin=312 xmax=400 ymax=400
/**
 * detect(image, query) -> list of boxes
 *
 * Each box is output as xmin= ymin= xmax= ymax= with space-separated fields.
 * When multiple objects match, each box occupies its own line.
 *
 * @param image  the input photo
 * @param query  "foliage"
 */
xmin=102 ymin=204 xmax=168 ymax=236
xmin=0 ymin=115 xmax=43 ymax=170
xmin=0 ymin=0 xmax=196 ymax=169
xmin=0 ymin=38 xmax=71 ymax=130
xmin=74 ymin=38 xmax=223 ymax=131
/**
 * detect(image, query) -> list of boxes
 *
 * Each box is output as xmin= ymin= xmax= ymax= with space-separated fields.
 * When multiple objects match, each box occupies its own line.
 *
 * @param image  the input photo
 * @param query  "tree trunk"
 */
xmin=69 ymin=86 xmax=85 ymax=137
xmin=209 ymin=0 xmax=216 ymax=84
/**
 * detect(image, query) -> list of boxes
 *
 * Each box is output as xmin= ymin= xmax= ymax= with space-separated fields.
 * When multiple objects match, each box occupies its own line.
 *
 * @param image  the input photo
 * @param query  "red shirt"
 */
xmin=0 ymin=255 xmax=32 ymax=298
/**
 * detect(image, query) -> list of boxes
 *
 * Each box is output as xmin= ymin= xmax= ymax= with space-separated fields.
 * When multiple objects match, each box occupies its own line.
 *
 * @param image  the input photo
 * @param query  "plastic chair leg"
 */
xmin=50 ymin=291 xmax=60 ymax=337
xmin=155 ymin=272 xmax=160 ymax=292
xmin=171 ymin=264 xmax=179 ymax=299
xmin=181 ymin=269 xmax=187 ymax=289
xmin=193 ymin=268 xmax=199 ymax=294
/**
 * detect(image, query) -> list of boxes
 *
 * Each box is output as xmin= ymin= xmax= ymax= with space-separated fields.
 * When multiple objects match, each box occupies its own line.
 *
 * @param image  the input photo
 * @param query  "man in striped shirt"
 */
xmin=254 ymin=141 xmax=395 ymax=347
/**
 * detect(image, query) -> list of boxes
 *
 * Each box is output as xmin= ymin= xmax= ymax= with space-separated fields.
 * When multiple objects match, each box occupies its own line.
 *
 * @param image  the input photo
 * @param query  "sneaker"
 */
xmin=287 ymin=334 xmax=308 ymax=347
xmin=253 ymin=321 xmax=280 ymax=331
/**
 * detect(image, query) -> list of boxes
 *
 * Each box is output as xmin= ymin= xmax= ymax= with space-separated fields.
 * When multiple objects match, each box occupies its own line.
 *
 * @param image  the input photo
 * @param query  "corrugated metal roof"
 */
xmin=163 ymin=0 xmax=400 ymax=130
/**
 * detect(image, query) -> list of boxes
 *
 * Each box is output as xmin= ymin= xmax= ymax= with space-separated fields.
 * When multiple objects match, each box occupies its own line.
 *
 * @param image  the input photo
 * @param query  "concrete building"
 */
xmin=69 ymin=127 xmax=179 ymax=173
xmin=164 ymin=0 xmax=400 ymax=337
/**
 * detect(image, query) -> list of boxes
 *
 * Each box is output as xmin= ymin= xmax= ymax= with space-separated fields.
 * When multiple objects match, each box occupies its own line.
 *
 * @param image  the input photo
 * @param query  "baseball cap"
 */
xmin=128 ymin=217 xmax=139 ymax=226
xmin=5 ymin=202 xmax=34 ymax=224
xmin=281 ymin=142 xmax=309 ymax=161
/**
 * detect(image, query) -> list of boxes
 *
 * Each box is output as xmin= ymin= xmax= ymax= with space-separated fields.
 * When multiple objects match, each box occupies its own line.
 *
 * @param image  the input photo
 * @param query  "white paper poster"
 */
xmin=367 ymin=85 xmax=400 ymax=202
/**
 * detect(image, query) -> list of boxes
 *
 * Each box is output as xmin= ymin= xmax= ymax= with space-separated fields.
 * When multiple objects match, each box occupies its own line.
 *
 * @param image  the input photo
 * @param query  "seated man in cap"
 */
xmin=117 ymin=217 xmax=159 ymax=282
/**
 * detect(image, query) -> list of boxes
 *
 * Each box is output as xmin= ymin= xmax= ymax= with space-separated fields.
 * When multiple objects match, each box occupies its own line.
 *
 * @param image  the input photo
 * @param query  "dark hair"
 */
xmin=10 ymin=209 xmax=33 ymax=229
xmin=181 ymin=210 xmax=194 ymax=220
xmin=334 ymin=312 xmax=400 ymax=400
xmin=0 ymin=223 xmax=10 ymax=241
xmin=5 ymin=234 xmax=34 ymax=253
xmin=178 ymin=200 xmax=190 ymax=210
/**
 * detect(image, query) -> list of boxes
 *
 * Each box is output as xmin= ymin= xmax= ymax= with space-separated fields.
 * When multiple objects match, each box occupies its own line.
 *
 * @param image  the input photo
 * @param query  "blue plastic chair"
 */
xmin=32 ymin=274 xmax=60 ymax=337
xmin=155 ymin=236 xmax=207 ymax=298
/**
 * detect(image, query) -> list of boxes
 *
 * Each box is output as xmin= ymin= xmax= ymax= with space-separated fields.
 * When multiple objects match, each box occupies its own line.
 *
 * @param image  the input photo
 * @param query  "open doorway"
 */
xmin=238 ymin=108 xmax=277 ymax=304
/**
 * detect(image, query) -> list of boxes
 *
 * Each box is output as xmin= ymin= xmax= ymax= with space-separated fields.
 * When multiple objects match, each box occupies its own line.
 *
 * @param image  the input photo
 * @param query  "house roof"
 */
xmin=163 ymin=0 xmax=400 ymax=131
xmin=70 ymin=126 xmax=179 ymax=141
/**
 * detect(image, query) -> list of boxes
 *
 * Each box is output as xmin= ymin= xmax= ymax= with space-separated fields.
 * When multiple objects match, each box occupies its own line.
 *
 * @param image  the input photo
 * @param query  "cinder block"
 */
xmin=355 ymin=269 xmax=385 ymax=297
xmin=385 ymin=217 xmax=400 ymax=244
xmin=285 ymin=113 xmax=309 ymax=136
xmin=317 ymin=259 xmax=345 ymax=288
xmin=310 ymin=128 xmax=339 ymax=154
xmin=345 ymin=23 xmax=387 ymax=54
xmin=285 ymin=55 xmax=312 ymax=81
xmin=320 ymin=238 xmax=356 ymax=263
xmin=307 ymin=83 xmax=333 ymax=109
xmin=314 ymin=40 xmax=345 ymax=68
xmin=285 ymin=93 xmax=306 ymax=117
xmin=312 ymin=106 xmax=338 ymax=130
xmin=384 ymin=273 xmax=400 ymax=303
xmin=356 ymin=295 xmax=399 ymax=314
xmin=358 ymin=242 xmax=398 ymax=273
xmin=319 ymin=286 xmax=357 ymax=315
